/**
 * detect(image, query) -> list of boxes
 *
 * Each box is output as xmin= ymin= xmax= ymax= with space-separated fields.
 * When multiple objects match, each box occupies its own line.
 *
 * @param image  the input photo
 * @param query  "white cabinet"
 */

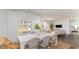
xmin=7 ymin=11 xmax=34 ymax=42
xmin=0 ymin=10 xmax=8 ymax=36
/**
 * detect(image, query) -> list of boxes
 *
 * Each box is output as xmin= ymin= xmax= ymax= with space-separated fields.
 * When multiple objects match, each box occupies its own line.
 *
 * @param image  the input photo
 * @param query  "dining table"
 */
xmin=18 ymin=31 xmax=57 ymax=49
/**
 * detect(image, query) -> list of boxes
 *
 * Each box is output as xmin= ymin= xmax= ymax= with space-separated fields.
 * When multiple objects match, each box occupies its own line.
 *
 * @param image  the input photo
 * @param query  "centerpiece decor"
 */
xmin=34 ymin=23 xmax=41 ymax=30
xmin=33 ymin=23 xmax=41 ymax=34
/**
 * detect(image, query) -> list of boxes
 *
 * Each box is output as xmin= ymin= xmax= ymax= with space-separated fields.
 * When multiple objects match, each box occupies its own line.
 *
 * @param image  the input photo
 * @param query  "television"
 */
xmin=55 ymin=25 xmax=62 ymax=28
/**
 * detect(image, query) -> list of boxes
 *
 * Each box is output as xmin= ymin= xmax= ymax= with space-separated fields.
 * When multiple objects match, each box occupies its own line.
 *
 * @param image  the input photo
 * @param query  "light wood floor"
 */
xmin=0 ymin=34 xmax=78 ymax=49
xmin=56 ymin=40 xmax=76 ymax=49
xmin=57 ymin=34 xmax=78 ymax=49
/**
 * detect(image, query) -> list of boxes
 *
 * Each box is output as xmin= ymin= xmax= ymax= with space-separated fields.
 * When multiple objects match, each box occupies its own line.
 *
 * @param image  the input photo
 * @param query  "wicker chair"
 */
xmin=24 ymin=38 xmax=40 ymax=49
xmin=40 ymin=36 xmax=52 ymax=49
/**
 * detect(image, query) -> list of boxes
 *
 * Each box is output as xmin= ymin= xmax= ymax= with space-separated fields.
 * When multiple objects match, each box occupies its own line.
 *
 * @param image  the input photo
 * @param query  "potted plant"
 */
xmin=34 ymin=23 xmax=41 ymax=30
xmin=33 ymin=23 xmax=41 ymax=34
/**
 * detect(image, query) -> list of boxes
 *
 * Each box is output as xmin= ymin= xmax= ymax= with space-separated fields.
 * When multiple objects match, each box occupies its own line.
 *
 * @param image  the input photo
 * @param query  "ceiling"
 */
xmin=28 ymin=9 xmax=79 ymax=19
xmin=4 ymin=9 xmax=79 ymax=20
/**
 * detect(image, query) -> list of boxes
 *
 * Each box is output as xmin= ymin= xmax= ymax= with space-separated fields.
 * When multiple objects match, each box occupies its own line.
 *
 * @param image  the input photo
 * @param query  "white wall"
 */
xmin=7 ymin=11 xmax=18 ymax=42
xmin=69 ymin=18 xmax=79 ymax=33
xmin=70 ymin=19 xmax=79 ymax=27
xmin=0 ymin=10 xmax=8 ymax=36
xmin=53 ymin=19 xmax=70 ymax=34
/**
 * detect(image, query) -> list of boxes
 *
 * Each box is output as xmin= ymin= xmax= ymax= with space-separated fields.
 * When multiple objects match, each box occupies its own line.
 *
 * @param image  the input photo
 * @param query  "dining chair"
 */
xmin=48 ymin=31 xmax=57 ymax=48
xmin=40 ymin=35 xmax=52 ymax=49
xmin=24 ymin=38 xmax=40 ymax=49
xmin=48 ymin=36 xmax=57 ymax=48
